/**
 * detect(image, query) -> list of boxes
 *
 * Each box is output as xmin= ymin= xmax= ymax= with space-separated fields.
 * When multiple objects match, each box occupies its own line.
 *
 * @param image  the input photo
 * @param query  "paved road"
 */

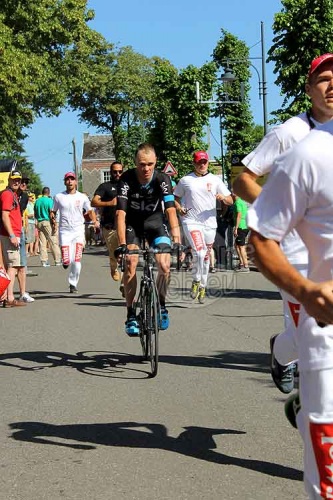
xmin=0 ymin=248 xmax=305 ymax=500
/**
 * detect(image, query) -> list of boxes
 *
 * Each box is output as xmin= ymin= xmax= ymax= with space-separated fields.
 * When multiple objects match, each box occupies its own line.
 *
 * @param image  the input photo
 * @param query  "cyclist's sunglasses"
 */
xmin=111 ymin=170 xmax=123 ymax=176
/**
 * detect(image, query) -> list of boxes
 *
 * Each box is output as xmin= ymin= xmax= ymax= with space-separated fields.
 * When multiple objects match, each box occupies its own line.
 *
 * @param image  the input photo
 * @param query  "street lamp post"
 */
xmin=215 ymin=22 xmax=268 ymax=135
xmin=196 ymin=66 xmax=238 ymax=182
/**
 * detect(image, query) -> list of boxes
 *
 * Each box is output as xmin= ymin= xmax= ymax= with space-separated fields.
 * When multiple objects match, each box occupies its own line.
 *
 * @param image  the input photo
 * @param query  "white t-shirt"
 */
xmin=247 ymin=121 xmax=333 ymax=371
xmin=174 ymin=172 xmax=231 ymax=229
xmin=53 ymin=191 xmax=91 ymax=232
xmin=242 ymin=112 xmax=322 ymax=265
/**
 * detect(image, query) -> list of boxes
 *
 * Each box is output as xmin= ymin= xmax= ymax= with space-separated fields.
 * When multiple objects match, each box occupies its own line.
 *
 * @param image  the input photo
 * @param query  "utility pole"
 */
xmin=71 ymin=138 xmax=79 ymax=179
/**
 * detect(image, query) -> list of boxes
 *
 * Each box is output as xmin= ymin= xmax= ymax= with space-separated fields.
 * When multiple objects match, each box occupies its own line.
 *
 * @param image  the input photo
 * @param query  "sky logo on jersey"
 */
xmin=310 ymin=422 xmax=333 ymax=498
xmin=161 ymin=181 xmax=169 ymax=194
xmin=121 ymin=184 xmax=129 ymax=196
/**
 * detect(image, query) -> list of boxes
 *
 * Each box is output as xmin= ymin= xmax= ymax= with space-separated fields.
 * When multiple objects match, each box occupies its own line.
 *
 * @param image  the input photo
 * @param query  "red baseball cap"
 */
xmin=308 ymin=53 xmax=333 ymax=77
xmin=64 ymin=171 xmax=76 ymax=180
xmin=193 ymin=151 xmax=209 ymax=163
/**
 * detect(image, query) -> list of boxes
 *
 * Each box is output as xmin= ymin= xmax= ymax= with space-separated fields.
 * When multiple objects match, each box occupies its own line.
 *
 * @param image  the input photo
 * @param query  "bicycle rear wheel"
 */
xmin=146 ymin=283 xmax=159 ymax=377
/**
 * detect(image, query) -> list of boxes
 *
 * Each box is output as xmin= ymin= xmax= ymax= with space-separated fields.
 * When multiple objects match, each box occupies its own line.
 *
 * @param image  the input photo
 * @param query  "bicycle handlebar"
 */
xmin=120 ymin=245 xmax=185 ymax=271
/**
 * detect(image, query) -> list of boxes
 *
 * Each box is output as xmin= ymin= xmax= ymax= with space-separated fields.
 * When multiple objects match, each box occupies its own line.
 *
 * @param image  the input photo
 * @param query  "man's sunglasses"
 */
xmin=112 ymin=170 xmax=123 ymax=175
xmin=65 ymin=177 xmax=75 ymax=181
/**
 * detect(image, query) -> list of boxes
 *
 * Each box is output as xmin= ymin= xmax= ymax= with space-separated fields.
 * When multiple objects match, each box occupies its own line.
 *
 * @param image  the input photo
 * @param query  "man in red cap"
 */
xmin=174 ymin=151 xmax=233 ymax=303
xmin=51 ymin=172 xmax=99 ymax=293
xmin=233 ymin=53 xmax=333 ymax=395
xmin=0 ymin=170 xmax=27 ymax=307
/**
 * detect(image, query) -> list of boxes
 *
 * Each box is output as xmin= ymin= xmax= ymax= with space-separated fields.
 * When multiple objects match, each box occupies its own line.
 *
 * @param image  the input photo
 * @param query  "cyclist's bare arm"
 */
xmin=233 ymin=167 xmax=261 ymax=203
xmin=165 ymin=206 xmax=181 ymax=243
xmin=115 ymin=209 xmax=127 ymax=245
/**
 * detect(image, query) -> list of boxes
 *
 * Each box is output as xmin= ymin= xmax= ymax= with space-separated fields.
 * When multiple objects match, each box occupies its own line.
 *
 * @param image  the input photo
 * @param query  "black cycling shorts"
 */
xmin=235 ymin=228 xmax=249 ymax=246
xmin=126 ymin=219 xmax=171 ymax=250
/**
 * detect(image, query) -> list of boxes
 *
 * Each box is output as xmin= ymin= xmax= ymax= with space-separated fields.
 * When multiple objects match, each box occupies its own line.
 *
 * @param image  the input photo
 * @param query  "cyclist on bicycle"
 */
xmin=115 ymin=143 xmax=181 ymax=336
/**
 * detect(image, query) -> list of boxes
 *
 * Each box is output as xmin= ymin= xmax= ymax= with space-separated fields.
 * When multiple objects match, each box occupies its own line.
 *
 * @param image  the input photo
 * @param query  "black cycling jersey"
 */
xmin=117 ymin=169 xmax=175 ymax=247
xmin=117 ymin=169 xmax=175 ymax=226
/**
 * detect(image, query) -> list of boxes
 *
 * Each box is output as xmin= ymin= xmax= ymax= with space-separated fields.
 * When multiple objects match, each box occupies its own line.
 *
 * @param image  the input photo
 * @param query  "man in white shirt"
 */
xmin=51 ymin=172 xmax=98 ymax=293
xmin=174 ymin=151 xmax=233 ymax=304
xmin=248 ymin=120 xmax=333 ymax=500
xmin=233 ymin=53 xmax=333 ymax=394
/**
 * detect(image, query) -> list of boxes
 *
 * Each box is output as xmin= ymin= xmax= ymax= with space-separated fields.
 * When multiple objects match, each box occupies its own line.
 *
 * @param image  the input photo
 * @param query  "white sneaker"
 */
xmin=42 ymin=262 xmax=50 ymax=267
xmin=19 ymin=292 xmax=35 ymax=303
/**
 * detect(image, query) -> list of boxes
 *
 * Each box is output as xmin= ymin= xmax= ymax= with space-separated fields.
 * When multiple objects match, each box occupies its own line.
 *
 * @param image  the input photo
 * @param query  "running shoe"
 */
xmin=284 ymin=392 xmax=300 ymax=429
xmin=159 ymin=308 xmax=169 ymax=330
xmin=42 ymin=262 xmax=50 ymax=267
xmin=19 ymin=292 xmax=35 ymax=303
xmin=111 ymin=268 xmax=121 ymax=281
xmin=236 ymin=266 xmax=250 ymax=273
xmin=198 ymin=287 xmax=206 ymax=304
xmin=69 ymin=285 xmax=78 ymax=294
xmin=125 ymin=316 xmax=140 ymax=337
xmin=270 ymin=334 xmax=296 ymax=394
xmin=190 ymin=280 xmax=200 ymax=299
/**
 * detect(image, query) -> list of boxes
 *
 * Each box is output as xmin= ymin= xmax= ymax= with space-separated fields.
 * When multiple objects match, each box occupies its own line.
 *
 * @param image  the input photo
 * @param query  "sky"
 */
xmin=23 ymin=0 xmax=283 ymax=194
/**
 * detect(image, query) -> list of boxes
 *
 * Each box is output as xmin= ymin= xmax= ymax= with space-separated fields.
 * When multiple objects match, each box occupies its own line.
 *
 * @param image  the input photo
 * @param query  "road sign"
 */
xmin=162 ymin=161 xmax=178 ymax=176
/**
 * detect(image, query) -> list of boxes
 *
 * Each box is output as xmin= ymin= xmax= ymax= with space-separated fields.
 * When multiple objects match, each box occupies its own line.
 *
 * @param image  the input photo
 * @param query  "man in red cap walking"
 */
xmin=174 ymin=151 xmax=233 ymax=303
xmin=51 ymin=172 xmax=99 ymax=293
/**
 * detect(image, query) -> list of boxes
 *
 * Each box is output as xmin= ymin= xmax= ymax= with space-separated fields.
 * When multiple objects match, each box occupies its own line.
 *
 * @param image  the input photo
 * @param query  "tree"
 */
xmin=149 ymin=60 xmax=216 ymax=178
xmin=0 ymin=0 xmax=113 ymax=152
xmin=212 ymin=30 xmax=260 ymax=180
xmin=268 ymin=0 xmax=333 ymax=122
xmin=69 ymin=45 xmax=156 ymax=166
xmin=19 ymin=158 xmax=43 ymax=195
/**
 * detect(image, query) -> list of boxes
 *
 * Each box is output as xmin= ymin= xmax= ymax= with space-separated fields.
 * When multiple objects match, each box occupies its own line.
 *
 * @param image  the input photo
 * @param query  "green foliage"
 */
xmin=149 ymin=60 xmax=216 ymax=178
xmin=0 ymin=0 xmax=113 ymax=152
xmin=69 ymin=45 xmax=155 ymax=166
xmin=268 ymin=0 xmax=333 ymax=121
xmin=17 ymin=157 xmax=43 ymax=195
xmin=212 ymin=30 xmax=263 ymax=180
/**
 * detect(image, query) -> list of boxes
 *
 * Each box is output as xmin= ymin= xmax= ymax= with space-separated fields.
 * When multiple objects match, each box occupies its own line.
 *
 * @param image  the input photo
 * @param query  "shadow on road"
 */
xmin=0 ymin=351 xmax=150 ymax=379
xmin=8 ymin=420 xmax=302 ymax=481
xmin=160 ymin=351 xmax=270 ymax=374
xmin=224 ymin=289 xmax=281 ymax=300
xmin=0 ymin=350 xmax=270 ymax=375
xmin=170 ymin=287 xmax=281 ymax=301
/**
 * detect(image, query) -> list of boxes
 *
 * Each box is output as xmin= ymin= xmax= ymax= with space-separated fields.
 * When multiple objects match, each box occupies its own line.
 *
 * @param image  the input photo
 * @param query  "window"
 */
xmin=103 ymin=170 xmax=111 ymax=182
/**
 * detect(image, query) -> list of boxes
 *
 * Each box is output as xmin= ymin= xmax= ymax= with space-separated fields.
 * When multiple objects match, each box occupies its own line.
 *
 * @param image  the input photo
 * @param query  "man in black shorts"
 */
xmin=115 ymin=143 xmax=181 ymax=336
xmin=92 ymin=161 xmax=123 ymax=283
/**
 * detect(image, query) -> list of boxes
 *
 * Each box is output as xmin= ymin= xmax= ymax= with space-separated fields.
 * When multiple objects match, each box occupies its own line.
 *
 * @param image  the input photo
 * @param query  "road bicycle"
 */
xmin=121 ymin=244 xmax=182 ymax=378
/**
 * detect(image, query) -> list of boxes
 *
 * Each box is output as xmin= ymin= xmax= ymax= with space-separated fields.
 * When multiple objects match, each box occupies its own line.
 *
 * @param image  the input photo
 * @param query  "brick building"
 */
xmin=81 ymin=133 xmax=115 ymax=198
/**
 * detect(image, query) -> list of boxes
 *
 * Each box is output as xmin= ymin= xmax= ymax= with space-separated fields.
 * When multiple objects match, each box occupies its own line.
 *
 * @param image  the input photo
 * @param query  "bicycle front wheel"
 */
xmin=146 ymin=283 xmax=159 ymax=378
xmin=137 ymin=287 xmax=149 ymax=360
